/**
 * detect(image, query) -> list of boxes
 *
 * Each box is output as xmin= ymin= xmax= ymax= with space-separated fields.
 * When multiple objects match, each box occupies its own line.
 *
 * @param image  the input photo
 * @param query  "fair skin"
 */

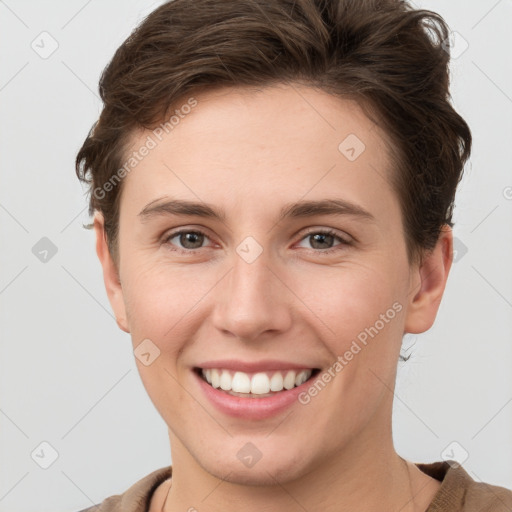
xmin=95 ymin=83 xmax=451 ymax=511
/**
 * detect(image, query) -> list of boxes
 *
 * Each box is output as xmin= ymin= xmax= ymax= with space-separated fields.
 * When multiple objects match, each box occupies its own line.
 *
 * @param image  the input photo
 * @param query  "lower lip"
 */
xmin=193 ymin=370 xmax=315 ymax=420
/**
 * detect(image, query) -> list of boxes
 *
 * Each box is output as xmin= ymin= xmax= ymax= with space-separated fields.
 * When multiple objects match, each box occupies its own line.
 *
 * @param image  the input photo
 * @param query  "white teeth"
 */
xmin=220 ymin=370 xmax=231 ymax=391
xmin=232 ymin=371 xmax=251 ymax=393
xmin=251 ymin=373 xmax=270 ymax=394
xmin=295 ymin=370 xmax=309 ymax=386
xmin=283 ymin=371 xmax=296 ymax=390
xmin=200 ymin=368 xmax=313 ymax=394
xmin=269 ymin=372 xmax=284 ymax=392
xmin=211 ymin=369 xmax=220 ymax=388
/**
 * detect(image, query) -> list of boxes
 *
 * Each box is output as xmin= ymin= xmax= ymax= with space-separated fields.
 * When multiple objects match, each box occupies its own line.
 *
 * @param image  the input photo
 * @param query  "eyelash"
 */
xmin=162 ymin=228 xmax=352 ymax=255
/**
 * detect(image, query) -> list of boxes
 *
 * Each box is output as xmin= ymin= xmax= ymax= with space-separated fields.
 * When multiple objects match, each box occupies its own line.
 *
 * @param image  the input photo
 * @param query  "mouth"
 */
xmin=194 ymin=367 xmax=321 ymax=398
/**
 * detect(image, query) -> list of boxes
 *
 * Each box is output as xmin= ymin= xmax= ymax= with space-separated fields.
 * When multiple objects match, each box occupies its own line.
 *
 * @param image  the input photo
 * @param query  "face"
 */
xmin=96 ymin=83 xmax=451 ymax=485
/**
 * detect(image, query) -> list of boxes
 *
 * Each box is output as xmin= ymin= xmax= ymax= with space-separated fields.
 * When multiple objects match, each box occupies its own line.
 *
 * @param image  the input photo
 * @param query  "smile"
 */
xmin=197 ymin=368 xmax=320 ymax=397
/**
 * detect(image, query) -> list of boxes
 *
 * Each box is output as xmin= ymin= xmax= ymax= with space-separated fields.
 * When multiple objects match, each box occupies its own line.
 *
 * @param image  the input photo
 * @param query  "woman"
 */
xmin=74 ymin=0 xmax=512 ymax=510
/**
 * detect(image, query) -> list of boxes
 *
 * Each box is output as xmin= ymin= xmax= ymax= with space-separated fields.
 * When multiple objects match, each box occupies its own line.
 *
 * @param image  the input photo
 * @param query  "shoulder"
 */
xmin=416 ymin=460 xmax=512 ymax=512
xmin=464 ymin=475 xmax=512 ymax=511
xmin=72 ymin=465 xmax=173 ymax=512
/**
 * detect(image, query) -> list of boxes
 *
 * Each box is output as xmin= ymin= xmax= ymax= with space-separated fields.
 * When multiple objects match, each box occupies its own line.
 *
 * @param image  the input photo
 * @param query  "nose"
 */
xmin=211 ymin=248 xmax=293 ymax=342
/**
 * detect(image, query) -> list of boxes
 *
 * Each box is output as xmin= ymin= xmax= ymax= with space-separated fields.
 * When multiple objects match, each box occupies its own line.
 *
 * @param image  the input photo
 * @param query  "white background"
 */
xmin=0 ymin=0 xmax=511 ymax=510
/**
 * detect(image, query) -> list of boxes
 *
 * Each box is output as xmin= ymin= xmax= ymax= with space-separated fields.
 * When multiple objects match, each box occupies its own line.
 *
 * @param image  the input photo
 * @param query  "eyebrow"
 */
xmin=138 ymin=197 xmax=376 ymax=223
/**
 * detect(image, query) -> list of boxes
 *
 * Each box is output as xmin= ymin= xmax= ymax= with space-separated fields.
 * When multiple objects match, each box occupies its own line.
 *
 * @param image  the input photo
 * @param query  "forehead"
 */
xmin=119 ymin=84 xmax=398 ymax=222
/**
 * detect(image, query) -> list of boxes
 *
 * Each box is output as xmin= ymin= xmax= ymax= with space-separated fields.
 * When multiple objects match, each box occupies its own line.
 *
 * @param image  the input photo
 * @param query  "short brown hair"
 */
xmin=75 ymin=0 xmax=471 ymax=267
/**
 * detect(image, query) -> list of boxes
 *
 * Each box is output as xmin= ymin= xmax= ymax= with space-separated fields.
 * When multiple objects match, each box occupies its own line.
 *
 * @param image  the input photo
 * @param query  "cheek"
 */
xmin=291 ymin=261 xmax=404 ymax=343
xmin=298 ymin=266 xmax=405 ymax=428
xmin=121 ymin=257 xmax=213 ymax=347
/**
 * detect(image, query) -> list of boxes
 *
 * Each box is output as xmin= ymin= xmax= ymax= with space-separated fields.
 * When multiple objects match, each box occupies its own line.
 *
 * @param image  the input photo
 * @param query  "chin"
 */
xmin=204 ymin=461 xmax=307 ymax=487
xmin=193 ymin=442 xmax=314 ymax=487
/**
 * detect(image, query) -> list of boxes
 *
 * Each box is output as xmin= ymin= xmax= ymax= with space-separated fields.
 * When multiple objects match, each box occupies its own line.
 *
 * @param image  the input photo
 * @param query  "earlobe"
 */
xmin=93 ymin=212 xmax=130 ymax=333
xmin=403 ymin=225 xmax=453 ymax=334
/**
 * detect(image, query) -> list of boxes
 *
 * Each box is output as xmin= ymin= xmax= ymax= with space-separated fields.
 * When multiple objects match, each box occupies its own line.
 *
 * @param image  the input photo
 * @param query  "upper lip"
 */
xmin=196 ymin=359 xmax=319 ymax=373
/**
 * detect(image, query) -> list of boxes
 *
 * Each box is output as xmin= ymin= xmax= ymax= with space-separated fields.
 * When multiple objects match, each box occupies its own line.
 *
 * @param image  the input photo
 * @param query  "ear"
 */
xmin=93 ymin=212 xmax=130 ymax=333
xmin=403 ymin=224 xmax=453 ymax=334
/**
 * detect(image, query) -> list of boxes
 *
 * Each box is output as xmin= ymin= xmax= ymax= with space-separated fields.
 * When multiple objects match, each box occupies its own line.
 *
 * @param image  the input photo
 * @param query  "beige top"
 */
xmin=76 ymin=460 xmax=512 ymax=512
